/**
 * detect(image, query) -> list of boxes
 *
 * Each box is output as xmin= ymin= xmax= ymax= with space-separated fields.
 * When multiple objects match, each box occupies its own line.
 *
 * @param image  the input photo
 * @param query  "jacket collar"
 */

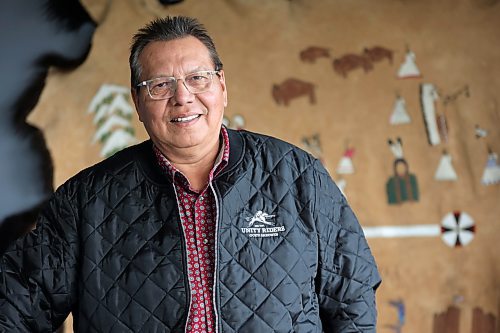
xmin=137 ymin=127 xmax=245 ymax=186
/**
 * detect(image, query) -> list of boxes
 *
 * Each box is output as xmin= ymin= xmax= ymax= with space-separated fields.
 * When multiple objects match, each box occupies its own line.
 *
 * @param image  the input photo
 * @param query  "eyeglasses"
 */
xmin=136 ymin=70 xmax=220 ymax=100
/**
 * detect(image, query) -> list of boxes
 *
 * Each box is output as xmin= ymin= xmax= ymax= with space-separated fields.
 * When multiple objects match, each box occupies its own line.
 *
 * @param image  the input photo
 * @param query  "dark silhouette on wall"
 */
xmin=0 ymin=0 xmax=96 ymax=254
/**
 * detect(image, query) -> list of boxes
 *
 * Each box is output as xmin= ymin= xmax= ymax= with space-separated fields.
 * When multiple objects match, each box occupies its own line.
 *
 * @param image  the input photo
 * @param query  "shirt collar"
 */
xmin=153 ymin=126 xmax=230 ymax=185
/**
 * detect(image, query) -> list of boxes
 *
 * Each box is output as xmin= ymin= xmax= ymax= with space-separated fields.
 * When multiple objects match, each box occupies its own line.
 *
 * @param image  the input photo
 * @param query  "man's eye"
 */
xmin=153 ymin=81 xmax=171 ymax=89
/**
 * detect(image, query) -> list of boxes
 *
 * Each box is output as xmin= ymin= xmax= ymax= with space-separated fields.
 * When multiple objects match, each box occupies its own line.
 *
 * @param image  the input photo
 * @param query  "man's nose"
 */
xmin=172 ymin=79 xmax=194 ymax=105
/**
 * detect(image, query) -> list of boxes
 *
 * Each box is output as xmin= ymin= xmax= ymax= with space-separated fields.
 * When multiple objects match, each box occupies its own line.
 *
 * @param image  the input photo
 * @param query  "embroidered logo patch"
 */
xmin=241 ymin=210 xmax=286 ymax=238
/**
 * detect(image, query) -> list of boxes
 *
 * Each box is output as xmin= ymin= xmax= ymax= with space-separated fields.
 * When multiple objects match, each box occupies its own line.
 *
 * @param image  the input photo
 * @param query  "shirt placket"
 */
xmin=177 ymin=175 xmax=215 ymax=333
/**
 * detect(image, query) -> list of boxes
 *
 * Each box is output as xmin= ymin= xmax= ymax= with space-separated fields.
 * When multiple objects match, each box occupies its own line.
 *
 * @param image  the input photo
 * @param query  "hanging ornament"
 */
xmin=390 ymin=94 xmax=411 ymax=125
xmin=440 ymin=211 xmax=475 ymax=247
xmin=386 ymin=138 xmax=420 ymax=204
xmin=435 ymin=150 xmax=458 ymax=181
xmin=481 ymin=147 xmax=500 ymax=185
xmin=397 ymin=46 xmax=421 ymax=78
xmin=336 ymin=146 xmax=355 ymax=174
xmin=474 ymin=124 xmax=488 ymax=139
xmin=420 ymin=83 xmax=441 ymax=146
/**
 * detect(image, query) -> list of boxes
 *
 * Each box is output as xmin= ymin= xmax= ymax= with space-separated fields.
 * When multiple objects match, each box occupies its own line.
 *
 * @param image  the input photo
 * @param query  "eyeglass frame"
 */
xmin=135 ymin=70 xmax=221 ymax=100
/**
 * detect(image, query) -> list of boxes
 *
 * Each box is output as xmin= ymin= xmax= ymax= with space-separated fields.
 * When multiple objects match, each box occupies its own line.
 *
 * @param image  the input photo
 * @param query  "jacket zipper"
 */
xmin=210 ymin=182 xmax=221 ymax=333
xmin=172 ymin=184 xmax=192 ymax=333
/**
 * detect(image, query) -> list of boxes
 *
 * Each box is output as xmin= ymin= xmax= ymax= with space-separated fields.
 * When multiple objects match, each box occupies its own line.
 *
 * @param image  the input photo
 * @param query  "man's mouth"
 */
xmin=171 ymin=114 xmax=201 ymax=123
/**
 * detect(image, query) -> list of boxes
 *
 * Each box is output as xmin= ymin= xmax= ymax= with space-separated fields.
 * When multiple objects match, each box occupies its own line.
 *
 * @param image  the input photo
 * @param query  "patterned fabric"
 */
xmin=153 ymin=128 xmax=229 ymax=333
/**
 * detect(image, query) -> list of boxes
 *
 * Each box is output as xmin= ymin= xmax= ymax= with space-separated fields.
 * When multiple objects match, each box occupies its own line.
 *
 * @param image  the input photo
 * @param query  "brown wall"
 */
xmin=29 ymin=0 xmax=500 ymax=331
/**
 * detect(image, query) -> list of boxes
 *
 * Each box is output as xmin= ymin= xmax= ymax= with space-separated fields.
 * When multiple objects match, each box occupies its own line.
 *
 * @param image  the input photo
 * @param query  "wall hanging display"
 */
xmin=299 ymin=46 xmax=331 ymax=63
xmin=272 ymin=78 xmax=316 ymax=106
xmin=390 ymin=94 xmax=411 ymax=125
xmin=386 ymin=138 xmax=419 ymax=204
xmin=88 ymin=84 xmax=137 ymax=157
xmin=481 ymin=147 xmax=500 ymax=185
xmin=363 ymin=212 xmax=475 ymax=247
xmin=435 ymin=150 xmax=458 ymax=181
xmin=420 ymin=83 xmax=441 ymax=146
xmin=397 ymin=46 xmax=421 ymax=78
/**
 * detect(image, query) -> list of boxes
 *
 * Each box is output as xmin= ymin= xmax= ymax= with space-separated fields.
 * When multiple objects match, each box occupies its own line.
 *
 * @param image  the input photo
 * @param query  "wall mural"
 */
xmin=88 ymin=84 xmax=137 ymax=157
xmin=0 ymin=0 xmax=95 ymax=253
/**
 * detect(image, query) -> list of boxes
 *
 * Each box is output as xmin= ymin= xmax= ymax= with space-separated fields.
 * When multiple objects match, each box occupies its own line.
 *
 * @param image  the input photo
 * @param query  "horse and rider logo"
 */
xmin=245 ymin=211 xmax=276 ymax=227
xmin=241 ymin=210 xmax=285 ymax=238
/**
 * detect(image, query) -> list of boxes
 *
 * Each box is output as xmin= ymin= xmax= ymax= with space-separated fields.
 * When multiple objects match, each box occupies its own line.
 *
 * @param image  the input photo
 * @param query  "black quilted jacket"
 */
xmin=0 ymin=129 xmax=381 ymax=332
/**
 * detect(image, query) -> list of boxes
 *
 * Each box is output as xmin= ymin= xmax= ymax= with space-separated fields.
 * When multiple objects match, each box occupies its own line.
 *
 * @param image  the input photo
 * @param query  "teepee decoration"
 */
xmin=435 ymin=150 xmax=458 ymax=181
xmin=390 ymin=94 xmax=411 ymax=125
xmin=336 ymin=143 xmax=355 ymax=175
xmin=420 ymin=83 xmax=441 ymax=146
xmin=397 ymin=46 xmax=421 ymax=79
xmin=88 ymin=84 xmax=137 ymax=158
xmin=481 ymin=147 xmax=500 ymax=185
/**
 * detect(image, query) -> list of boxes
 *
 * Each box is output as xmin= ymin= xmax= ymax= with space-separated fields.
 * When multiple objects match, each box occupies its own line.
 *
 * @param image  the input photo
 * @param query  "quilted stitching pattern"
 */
xmin=0 ymin=131 xmax=380 ymax=332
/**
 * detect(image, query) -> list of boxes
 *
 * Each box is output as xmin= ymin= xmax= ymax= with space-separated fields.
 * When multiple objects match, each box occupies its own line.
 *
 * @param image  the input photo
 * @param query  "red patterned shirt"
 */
xmin=153 ymin=128 xmax=230 ymax=333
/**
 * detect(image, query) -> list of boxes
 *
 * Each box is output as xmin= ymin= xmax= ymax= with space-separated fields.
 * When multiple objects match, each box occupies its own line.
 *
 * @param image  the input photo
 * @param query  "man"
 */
xmin=0 ymin=16 xmax=381 ymax=332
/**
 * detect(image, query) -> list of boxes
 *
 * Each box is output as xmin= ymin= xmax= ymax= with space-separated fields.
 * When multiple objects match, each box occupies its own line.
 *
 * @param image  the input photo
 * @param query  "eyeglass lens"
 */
xmin=147 ymin=71 xmax=216 ymax=99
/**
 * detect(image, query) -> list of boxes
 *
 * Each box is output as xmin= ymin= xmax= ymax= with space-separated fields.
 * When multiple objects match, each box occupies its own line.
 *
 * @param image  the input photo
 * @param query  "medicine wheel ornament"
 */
xmin=440 ymin=211 xmax=476 ymax=247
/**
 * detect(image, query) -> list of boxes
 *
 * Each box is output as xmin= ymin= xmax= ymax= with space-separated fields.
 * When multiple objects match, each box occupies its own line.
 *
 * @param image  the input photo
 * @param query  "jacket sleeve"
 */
xmin=313 ymin=160 xmax=381 ymax=332
xmin=0 ymin=185 xmax=79 ymax=332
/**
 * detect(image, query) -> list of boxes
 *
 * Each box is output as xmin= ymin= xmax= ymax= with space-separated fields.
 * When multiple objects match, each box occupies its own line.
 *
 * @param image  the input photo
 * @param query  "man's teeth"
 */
xmin=172 ymin=114 xmax=199 ymax=122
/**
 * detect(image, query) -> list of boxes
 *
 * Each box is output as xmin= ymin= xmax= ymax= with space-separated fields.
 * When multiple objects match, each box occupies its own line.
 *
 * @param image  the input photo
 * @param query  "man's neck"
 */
xmin=157 ymin=136 xmax=221 ymax=191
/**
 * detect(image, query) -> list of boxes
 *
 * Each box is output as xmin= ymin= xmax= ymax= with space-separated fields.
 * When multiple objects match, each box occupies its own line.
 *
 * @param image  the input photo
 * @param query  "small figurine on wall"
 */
xmin=272 ymin=78 xmax=316 ymax=106
xmin=390 ymin=94 xmax=411 ymax=125
xmin=481 ymin=146 xmax=500 ymax=185
xmin=397 ymin=46 xmax=421 ymax=79
xmin=299 ymin=46 xmax=331 ymax=63
xmin=474 ymin=124 xmax=488 ymax=139
xmin=386 ymin=138 xmax=419 ymax=205
xmin=363 ymin=46 xmax=393 ymax=65
xmin=332 ymin=53 xmax=373 ymax=78
xmin=336 ymin=144 xmax=355 ymax=175
xmin=435 ymin=150 xmax=458 ymax=181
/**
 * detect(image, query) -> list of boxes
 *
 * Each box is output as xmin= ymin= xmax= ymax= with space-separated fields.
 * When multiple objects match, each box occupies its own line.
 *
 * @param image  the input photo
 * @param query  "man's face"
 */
xmin=132 ymin=36 xmax=227 ymax=155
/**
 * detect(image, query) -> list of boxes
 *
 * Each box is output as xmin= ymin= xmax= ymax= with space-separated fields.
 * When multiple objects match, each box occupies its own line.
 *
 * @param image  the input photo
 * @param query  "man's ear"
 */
xmin=218 ymin=70 xmax=228 ymax=107
xmin=131 ymin=88 xmax=144 ymax=122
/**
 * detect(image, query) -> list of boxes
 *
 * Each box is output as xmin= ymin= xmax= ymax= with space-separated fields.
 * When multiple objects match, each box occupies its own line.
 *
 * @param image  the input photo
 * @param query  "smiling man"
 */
xmin=0 ymin=16 xmax=381 ymax=332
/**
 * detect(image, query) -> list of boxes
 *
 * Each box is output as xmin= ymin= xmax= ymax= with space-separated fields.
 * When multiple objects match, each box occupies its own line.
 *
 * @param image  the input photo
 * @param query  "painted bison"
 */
xmin=300 ymin=46 xmax=331 ymax=63
xmin=272 ymin=78 xmax=316 ymax=106
xmin=332 ymin=53 xmax=373 ymax=78
xmin=363 ymin=46 xmax=393 ymax=64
